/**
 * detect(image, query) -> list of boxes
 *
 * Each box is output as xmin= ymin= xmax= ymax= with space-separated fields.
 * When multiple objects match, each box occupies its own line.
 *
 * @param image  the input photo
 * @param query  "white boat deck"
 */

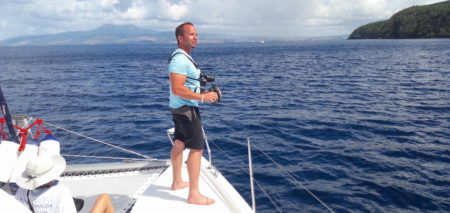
xmin=61 ymin=163 xmax=166 ymax=213
xmin=58 ymin=149 xmax=252 ymax=213
xmin=131 ymin=149 xmax=253 ymax=213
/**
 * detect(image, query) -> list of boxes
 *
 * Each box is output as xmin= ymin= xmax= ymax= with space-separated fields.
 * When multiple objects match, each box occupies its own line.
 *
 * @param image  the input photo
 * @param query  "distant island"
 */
xmin=0 ymin=24 xmax=270 ymax=46
xmin=348 ymin=1 xmax=450 ymax=39
xmin=0 ymin=24 xmax=174 ymax=46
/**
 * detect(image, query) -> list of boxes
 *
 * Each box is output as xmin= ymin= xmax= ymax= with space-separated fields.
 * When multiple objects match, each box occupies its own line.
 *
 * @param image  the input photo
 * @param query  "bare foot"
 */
xmin=171 ymin=181 xmax=189 ymax=190
xmin=187 ymin=194 xmax=215 ymax=205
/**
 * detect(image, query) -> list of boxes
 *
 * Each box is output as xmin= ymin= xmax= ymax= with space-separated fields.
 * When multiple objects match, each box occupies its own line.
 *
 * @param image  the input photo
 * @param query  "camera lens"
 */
xmin=206 ymin=75 xmax=215 ymax=82
xmin=200 ymin=72 xmax=215 ymax=83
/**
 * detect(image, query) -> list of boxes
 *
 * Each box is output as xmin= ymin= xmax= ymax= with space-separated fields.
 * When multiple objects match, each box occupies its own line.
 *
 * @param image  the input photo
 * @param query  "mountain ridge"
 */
xmin=348 ymin=1 xmax=450 ymax=39
xmin=0 ymin=24 xmax=174 ymax=46
xmin=0 ymin=24 xmax=349 ymax=46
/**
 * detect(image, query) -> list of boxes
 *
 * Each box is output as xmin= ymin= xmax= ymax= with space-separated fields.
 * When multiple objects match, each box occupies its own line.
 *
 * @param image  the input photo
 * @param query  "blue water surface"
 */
xmin=1 ymin=39 xmax=450 ymax=213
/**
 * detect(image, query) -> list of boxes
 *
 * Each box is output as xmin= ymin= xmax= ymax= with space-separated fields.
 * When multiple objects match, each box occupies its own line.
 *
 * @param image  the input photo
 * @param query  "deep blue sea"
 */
xmin=1 ymin=39 xmax=450 ymax=213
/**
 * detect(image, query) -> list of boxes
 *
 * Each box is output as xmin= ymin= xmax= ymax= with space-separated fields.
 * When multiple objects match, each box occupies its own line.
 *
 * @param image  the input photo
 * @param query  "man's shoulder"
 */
xmin=40 ymin=184 xmax=73 ymax=197
xmin=170 ymin=50 xmax=191 ymax=65
xmin=169 ymin=50 xmax=195 ymax=75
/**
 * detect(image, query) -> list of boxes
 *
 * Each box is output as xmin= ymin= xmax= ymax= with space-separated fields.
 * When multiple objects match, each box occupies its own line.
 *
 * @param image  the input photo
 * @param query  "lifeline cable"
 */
xmin=208 ymin=140 xmax=284 ymax=212
xmin=252 ymin=145 xmax=336 ymax=213
xmin=43 ymin=121 xmax=154 ymax=160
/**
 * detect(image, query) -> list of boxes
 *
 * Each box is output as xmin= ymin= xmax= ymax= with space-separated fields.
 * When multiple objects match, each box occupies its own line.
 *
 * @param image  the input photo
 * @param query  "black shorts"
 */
xmin=171 ymin=105 xmax=205 ymax=150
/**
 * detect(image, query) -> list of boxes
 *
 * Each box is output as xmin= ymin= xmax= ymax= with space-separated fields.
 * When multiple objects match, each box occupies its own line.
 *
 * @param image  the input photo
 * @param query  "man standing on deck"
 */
xmin=168 ymin=22 xmax=218 ymax=205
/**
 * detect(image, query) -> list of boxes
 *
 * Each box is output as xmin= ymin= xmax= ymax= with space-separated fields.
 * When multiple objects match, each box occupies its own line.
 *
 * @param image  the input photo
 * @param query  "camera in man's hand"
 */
xmin=198 ymin=72 xmax=215 ymax=86
xmin=209 ymin=85 xmax=221 ymax=104
xmin=199 ymin=72 xmax=221 ymax=104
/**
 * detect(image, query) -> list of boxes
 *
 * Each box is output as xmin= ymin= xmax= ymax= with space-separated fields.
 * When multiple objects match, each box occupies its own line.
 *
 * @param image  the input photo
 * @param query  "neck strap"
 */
xmin=27 ymin=190 xmax=35 ymax=213
xmin=168 ymin=52 xmax=199 ymax=69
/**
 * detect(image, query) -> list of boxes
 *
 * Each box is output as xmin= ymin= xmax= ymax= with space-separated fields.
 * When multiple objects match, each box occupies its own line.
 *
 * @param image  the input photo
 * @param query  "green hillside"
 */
xmin=349 ymin=1 xmax=450 ymax=39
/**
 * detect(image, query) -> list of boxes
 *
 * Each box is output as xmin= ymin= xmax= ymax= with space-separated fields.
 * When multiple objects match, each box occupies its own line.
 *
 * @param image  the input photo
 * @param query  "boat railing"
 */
xmin=12 ymin=114 xmax=33 ymax=137
xmin=209 ymin=136 xmax=336 ymax=213
xmin=44 ymin=121 xmax=155 ymax=160
xmin=202 ymin=127 xmax=213 ymax=168
xmin=247 ymin=138 xmax=256 ymax=213
xmin=208 ymin=138 xmax=282 ymax=212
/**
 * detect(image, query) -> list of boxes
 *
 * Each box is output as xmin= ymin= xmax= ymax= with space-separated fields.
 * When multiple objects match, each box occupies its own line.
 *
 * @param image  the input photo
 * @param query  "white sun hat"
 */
xmin=16 ymin=155 xmax=66 ymax=190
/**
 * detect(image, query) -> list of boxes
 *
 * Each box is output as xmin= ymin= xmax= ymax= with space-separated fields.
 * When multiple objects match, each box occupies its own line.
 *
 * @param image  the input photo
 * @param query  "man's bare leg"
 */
xmin=186 ymin=149 xmax=215 ymax=205
xmin=170 ymin=139 xmax=189 ymax=190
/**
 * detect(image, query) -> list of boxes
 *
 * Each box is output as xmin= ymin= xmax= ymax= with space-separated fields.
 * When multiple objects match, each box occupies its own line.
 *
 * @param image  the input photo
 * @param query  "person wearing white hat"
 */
xmin=15 ymin=154 xmax=77 ymax=213
xmin=14 ymin=154 xmax=116 ymax=213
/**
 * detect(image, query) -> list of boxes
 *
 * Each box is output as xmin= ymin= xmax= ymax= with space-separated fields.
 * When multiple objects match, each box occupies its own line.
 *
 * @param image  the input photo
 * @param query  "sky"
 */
xmin=0 ymin=0 xmax=445 ymax=41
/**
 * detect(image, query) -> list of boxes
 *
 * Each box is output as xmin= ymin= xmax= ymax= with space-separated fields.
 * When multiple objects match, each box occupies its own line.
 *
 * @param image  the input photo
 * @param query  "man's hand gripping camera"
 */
xmin=209 ymin=85 xmax=221 ymax=104
xmin=199 ymin=72 xmax=221 ymax=104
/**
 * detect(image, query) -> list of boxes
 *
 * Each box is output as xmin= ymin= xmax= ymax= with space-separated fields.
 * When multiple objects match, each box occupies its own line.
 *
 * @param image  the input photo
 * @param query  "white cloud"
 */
xmin=165 ymin=2 xmax=188 ymax=20
xmin=122 ymin=4 xmax=148 ymax=20
xmin=101 ymin=0 xmax=119 ymax=8
xmin=0 ymin=0 xmax=445 ymax=40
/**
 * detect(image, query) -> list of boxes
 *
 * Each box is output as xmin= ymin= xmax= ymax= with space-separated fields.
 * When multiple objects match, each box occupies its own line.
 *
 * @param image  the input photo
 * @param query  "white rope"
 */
xmin=252 ymin=145 xmax=336 ymax=213
xmin=209 ymin=140 xmax=284 ymax=212
xmin=44 ymin=121 xmax=154 ymax=160
xmin=52 ymin=112 xmax=157 ymax=121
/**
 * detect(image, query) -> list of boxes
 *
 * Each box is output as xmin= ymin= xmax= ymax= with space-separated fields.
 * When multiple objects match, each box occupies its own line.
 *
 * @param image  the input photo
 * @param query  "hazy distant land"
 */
xmin=0 ymin=24 xmax=243 ymax=46
xmin=0 ymin=24 xmax=349 ymax=46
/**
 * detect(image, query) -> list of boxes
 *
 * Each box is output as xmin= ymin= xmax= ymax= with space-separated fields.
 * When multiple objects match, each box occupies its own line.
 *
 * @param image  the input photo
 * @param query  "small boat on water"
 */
xmin=0 ymin=87 xmax=253 ymax=213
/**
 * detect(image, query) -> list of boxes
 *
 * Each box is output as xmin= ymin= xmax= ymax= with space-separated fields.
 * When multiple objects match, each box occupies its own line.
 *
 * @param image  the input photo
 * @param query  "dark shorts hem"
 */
xmin=171 ymin=105 xmax=205 ymax=150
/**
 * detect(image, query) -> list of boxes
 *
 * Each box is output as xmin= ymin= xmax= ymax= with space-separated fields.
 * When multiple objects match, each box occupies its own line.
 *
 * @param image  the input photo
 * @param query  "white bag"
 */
xmin=0 ymin=140 xmax=19 ymax=183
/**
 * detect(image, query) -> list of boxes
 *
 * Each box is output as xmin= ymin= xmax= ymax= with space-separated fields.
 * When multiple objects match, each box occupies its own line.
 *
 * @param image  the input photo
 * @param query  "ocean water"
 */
xmin=1 ymin=39 xmax=449 ymax=212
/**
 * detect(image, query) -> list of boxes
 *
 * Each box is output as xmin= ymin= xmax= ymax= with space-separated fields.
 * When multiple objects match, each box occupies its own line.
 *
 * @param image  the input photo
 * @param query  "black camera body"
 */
xmin=198 ymin=72 xmax=215 ymax=86
xmin=199 ymin=72 xmax=221 ymax=103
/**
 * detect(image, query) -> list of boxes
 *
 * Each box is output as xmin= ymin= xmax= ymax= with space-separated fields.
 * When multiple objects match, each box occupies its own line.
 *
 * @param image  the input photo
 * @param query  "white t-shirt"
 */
xmin=15 ymin=184 xmax=77 ymax=213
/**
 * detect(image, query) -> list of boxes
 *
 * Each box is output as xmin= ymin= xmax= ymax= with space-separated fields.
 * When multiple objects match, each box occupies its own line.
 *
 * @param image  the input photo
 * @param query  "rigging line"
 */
xmin=43 ymin=121 xmax=154 ymax=160
xmin=63 ymin=154 xmax=161 ymax=161
xmin=252 ymin=145 xmax=336 ymax=213
xmin=252 ymin=174 xmax=283 ymax=213
xmin=209 ymin=140 xmax=284 ymax=213
xmin=46 ymin=112 xmax=157 ymax=121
